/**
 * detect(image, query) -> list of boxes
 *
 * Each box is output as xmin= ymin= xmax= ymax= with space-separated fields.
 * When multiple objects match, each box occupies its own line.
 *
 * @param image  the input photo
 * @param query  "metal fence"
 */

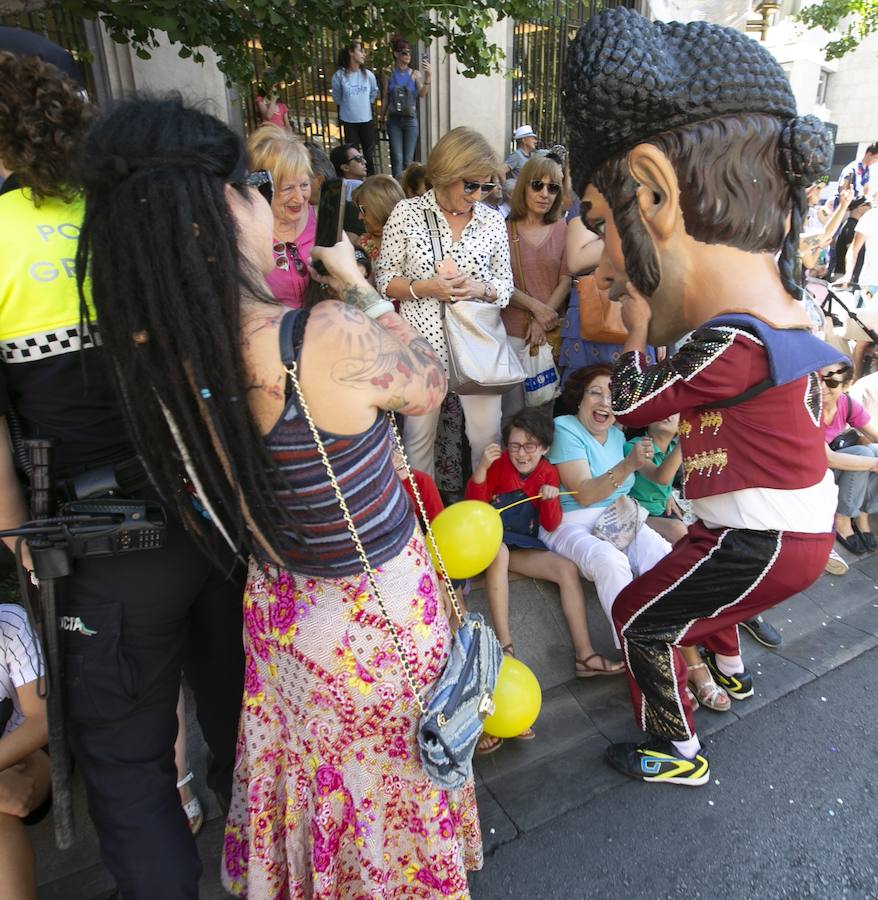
xmin=238 ymin=35 xmax=394 ymax=173
xmin=511 ymin=0 xmax=636 ymax=149
xmin=0 ymin=6 xmax=96 ymax=98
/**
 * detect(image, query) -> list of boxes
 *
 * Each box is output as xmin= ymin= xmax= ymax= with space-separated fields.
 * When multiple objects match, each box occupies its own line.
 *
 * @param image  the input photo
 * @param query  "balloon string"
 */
xmin=497 ymin=491 xmax=577 ymax=513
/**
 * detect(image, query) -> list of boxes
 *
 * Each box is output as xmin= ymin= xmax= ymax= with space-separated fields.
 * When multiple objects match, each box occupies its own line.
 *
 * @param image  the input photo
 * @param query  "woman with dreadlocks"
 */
xmin=76 ymin=96 xmax=481 ymax=897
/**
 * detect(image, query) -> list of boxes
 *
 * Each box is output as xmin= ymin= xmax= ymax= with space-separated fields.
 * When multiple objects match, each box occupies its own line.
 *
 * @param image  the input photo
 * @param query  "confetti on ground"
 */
xmin=789 ymin=799 xmax=795 ymax=804
xmin=489 ymin=828 xmax=495 ymax=834
xmin=837 ymin=798 xmax=844 ymax=805
xmin=810 ymin=657 xmax=816 ymax=661
xmin=769 ymin=784 xmax=774 ymax=790
xmin=829 ymin=810 xmax=835 ymax=817
xmin=714 ymin=779 xmax=720 ymax=785
xmin=831 ymin=746 xmax=838 ymax=752
xmin=708 ymin=800 xmax=714 ymax=806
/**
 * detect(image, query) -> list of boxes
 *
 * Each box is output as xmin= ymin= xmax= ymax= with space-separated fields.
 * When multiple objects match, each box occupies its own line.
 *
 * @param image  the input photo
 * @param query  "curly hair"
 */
xmin=0 ymin=51 xmax=89 ymax=204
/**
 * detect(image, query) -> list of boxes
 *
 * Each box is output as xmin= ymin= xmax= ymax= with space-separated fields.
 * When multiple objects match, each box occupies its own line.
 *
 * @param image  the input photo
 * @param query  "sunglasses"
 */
xmin=347 ymin=154 xmax=365 ymax=164
xmin=236 ymin=169 xmax=274 ymax=205
xmin=529 ymin=179 xmax=562 ymax=195
xmin=463 ymin=181 xmax=497 ymax=195
xmin=272 ymin=240 xmax=306 ymax=275
xmin=398 ymin=49 xmax=411 ymax=55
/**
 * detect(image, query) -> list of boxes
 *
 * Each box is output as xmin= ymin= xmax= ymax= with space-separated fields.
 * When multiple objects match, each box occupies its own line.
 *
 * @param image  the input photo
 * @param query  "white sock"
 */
xmin=671 ymin=736 xmax=702 ymax=759
xmin=715 ymin=653 xmax=744 ymax=676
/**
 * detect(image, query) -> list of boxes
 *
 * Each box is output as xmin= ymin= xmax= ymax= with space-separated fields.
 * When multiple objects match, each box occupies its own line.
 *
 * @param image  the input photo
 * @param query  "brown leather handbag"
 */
xmin=578 ymin=273 xmax=627 ymax=343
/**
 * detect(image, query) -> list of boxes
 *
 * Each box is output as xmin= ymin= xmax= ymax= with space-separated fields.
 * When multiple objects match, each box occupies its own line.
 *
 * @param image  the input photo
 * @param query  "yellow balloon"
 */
xmin=482 ymin=656 xmax=542 ymax=738
xmin=427 ymin=500 xmax=503 ymax=579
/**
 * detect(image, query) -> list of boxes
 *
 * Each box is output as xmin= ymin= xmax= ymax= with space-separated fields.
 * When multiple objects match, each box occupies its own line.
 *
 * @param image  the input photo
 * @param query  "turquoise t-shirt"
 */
xmin=624 ymin=436 xmax=679 ymax=517
xmin=548 ymin=415 xmax=634 ymax=512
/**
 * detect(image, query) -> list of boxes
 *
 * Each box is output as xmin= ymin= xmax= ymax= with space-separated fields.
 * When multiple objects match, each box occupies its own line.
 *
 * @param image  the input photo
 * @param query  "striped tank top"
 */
xmin=261 ymin=308 xmax=415 ymax=576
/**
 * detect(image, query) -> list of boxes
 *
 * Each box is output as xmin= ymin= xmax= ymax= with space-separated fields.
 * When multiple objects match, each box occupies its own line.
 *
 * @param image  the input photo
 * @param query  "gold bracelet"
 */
xmin=606 ymin=467 xmax=622 ymax=490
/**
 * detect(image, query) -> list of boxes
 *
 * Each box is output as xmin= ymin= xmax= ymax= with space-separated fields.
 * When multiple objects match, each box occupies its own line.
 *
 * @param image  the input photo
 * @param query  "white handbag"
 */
xmin=424 ymin=209 xmax=525 ymax=395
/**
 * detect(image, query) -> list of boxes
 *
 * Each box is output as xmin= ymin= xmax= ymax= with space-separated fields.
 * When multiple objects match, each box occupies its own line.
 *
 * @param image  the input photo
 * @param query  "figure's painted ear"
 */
xmin=626 ymin=143 xmax=680 ymax=241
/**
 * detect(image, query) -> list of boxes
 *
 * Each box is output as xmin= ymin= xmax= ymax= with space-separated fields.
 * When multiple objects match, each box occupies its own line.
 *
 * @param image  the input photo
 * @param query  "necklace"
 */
xmin=435 ymin=197 xmax=470 ymax=217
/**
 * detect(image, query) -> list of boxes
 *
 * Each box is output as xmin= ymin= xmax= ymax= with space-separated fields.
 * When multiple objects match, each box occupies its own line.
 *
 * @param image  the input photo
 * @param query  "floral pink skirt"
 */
xmin=222 ymin=531 xmax=482 ymax=899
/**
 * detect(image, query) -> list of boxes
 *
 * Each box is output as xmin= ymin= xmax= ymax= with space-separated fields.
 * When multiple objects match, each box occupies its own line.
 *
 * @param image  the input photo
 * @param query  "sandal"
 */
xmin=575 ymin=653 xmax=625 ymax=678
xmin=686 ymin=663 xmax=731 ymax=712
xmin=475 ymin=734 xmax=504 ymax=756
xmin=177 ymin=772 xmax=204 ymax=835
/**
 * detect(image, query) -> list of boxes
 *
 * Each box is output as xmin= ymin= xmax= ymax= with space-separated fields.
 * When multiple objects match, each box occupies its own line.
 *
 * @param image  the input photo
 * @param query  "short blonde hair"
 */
xmin=246 ymin=124 xmax=312 ymax=188
xmin=352 ymin=175 xmax=405 ymax=230
xmin=508 ymin=156 xmax=565 ymax=224
xmin=426 ymin=127 xmax=500 ymax=189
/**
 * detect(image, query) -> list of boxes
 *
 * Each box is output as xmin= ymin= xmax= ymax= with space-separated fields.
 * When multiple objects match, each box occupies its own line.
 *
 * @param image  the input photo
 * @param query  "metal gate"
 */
xmin=511 ymin=0 xmax=636 ymax=149
xmin=0 ymin=6 xmax=96 ymax=98
xmin=240 ymin=35 xmax=392 ymax=173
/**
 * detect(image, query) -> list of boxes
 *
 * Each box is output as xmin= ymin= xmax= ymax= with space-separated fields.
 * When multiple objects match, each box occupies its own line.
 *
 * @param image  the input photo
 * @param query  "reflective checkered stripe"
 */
xmin=0 ymin=323 xmax=101 ymax=364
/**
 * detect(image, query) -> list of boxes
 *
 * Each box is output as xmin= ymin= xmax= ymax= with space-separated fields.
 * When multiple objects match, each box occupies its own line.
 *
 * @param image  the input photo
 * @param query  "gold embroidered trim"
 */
xmin=699 ymin=411 xmax=723 ymax=435
xmin=683 ymin=449 xmax=728 ymax=483
xmin=679 ymin=419 xmax=692 ymax=438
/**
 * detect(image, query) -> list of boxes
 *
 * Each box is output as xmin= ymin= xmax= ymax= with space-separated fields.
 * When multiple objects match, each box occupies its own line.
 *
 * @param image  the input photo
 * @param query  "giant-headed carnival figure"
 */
xmin=563 ymin=8 xmax=844 ymax=785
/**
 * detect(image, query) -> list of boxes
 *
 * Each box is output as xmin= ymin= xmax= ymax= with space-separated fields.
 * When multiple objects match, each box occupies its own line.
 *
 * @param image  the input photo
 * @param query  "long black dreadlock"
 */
xmin=75 ymin=96 xmax=297 ymax=564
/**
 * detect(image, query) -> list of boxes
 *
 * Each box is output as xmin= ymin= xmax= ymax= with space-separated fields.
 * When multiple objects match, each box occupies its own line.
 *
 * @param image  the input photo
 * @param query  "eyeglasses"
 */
xmin=398 ymin=49 xmax=411 ymax=56
xmin=272 ymin=240 xmax=306 ymax=275
xmin=347 ymin=154 xmax=365 ymax=164
xmin=529 ymin=180 xmax=562 ymax=196
xmin=821 ymin=367 xmax=852 ymax=387
xmin=236 ymin=169 xmax=273 ymax=205
xmin=507 ymin=441 xmax=540 ymax=454
xmin=463 ymin=181 xmax=497 ymax=195
xmin=585 ymin=388 xmax=612 ymax=403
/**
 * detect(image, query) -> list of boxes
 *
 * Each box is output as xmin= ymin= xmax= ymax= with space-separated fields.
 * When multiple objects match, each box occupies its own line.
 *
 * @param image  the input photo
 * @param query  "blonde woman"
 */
xmin=352 ymin=175 xmax=405 ymax=269
xmin=503 ymin=153 xmax=573 ymax=416
xmin=377 ymin=127 xmax=514 ymax=476
xmin=246 ymin=125 xmax=314 ymax=308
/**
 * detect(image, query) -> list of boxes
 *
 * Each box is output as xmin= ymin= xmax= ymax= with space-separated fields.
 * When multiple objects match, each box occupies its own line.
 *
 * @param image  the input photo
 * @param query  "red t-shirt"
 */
xmin=465 ymin=454 xmax=562 ymax=532
xmin=401 ymin=469 xmax=444 ymax=525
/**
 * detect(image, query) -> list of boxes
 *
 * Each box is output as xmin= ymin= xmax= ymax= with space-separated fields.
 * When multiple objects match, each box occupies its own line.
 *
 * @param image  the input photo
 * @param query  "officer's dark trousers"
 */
xmin=58 ymin=513 xmax=245 ymax=900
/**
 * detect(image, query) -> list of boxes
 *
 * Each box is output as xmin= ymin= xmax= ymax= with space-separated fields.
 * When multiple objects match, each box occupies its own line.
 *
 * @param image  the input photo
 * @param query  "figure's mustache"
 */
xmin=607 ymin=282 xmax=628 ymax=301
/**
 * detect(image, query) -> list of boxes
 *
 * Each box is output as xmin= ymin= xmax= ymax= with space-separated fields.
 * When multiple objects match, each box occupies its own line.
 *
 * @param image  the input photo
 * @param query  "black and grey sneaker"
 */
xmin=703 ymin=651 xmax=754 ymax=699
xmin=605 ymin=738 xmax=709 ymax=786
xmin=740 ymin=615 xmax=782 ymax=649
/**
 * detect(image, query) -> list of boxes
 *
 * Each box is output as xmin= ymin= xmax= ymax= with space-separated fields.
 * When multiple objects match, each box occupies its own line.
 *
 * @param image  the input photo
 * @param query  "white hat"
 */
xmin=513 ymin=124 xmax=537 ymax=141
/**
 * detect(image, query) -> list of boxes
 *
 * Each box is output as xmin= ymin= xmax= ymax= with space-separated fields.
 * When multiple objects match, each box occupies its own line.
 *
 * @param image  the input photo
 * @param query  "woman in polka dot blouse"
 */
xmin=376 ymin=127 xmax=514 ymax=476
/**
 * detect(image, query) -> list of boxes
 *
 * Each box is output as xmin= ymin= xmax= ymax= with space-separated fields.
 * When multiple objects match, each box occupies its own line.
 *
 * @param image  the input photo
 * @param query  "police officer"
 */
xmin=0 ymin=46 xmax=244 ymax=899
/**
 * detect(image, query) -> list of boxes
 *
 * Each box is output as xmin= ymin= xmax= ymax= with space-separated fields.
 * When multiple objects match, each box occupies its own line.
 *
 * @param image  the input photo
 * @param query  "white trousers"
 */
xmin=540 ymin=505 xmax=671 ymax=647
xmin=404 ymin=392 xmax=502 ymax=478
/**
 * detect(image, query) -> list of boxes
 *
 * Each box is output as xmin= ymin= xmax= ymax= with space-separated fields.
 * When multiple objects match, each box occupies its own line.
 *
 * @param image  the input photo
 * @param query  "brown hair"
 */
xmin=509 ymin=155 xmax=565 ymax=224
xmin=502 ymin=409 xmax=554 ymax=448
xmin=352 ymin=174 xmax=404 ymax=231
xmin=559 ymin=364 xmax=614 ymax=413
xmin=426 ymin=127 xmax=500 ymax=190
xmin=0 ymin=51 xmax=89 ymax=204
xmin=590 ymin=113 xmax=795 ymax=297
xmin=401 ymin=161 xmax=430 ymax=198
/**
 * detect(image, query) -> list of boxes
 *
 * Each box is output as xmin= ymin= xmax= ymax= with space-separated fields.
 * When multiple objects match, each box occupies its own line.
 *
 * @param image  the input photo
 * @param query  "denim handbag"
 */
xmin=417 ymin=610 xmax=502 ymax=789
xmin=283 ymin=336 xmax=502 ymax=791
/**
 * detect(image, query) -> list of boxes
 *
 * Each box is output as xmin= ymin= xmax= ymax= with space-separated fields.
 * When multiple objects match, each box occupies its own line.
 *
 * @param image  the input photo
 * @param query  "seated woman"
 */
xmin=466 ymin=409 xmax=625 ymax=679
xmin=540 ymin=365 xmax=671 ymax=632
xmin=822 ymin=361 xmax=878 ymax=554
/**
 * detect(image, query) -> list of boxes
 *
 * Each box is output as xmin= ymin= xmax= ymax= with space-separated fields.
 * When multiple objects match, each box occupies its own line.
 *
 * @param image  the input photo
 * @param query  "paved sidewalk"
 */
xmin=35 ymin=543 xmax=878 ymax=898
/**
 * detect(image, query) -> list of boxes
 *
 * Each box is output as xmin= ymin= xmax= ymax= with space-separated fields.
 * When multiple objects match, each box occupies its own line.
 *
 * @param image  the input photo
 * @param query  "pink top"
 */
xmin=823 ymin=392 xmax=871 ymax=445
xmin=257 ymin=96 xmax=289 ymax=127
xmin=265 ymin=207 xmax=316 ymax=309
xmin=502 ymin=218 xmax=570 ymax=339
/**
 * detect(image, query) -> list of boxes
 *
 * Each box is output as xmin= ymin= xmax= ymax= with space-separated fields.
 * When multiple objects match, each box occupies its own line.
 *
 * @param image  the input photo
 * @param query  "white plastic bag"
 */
xmin=520 ymin=343 xmax=560 ymax=407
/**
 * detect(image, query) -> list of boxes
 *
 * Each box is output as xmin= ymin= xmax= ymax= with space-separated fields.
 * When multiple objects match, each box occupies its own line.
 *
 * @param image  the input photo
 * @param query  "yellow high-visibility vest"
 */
xmin=0 ymin=187 xmax=97 ymax=362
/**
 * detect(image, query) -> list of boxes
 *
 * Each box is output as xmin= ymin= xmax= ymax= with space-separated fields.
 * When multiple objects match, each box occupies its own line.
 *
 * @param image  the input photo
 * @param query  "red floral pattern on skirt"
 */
xmin=222 ymin=532 xmax=482 ymax=898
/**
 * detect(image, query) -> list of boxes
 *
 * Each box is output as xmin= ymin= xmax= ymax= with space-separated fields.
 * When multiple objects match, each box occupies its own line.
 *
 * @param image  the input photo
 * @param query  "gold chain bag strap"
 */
xmin=284 ymin=356 xmax=503 ymax=790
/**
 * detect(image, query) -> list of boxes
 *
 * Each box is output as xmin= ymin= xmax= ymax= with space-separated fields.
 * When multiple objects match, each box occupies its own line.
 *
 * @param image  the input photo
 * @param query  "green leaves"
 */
xmin=54 ymin=0 xmax=569 ymax=86
xmin=797 ymin=0 xmax=878 ymax=59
